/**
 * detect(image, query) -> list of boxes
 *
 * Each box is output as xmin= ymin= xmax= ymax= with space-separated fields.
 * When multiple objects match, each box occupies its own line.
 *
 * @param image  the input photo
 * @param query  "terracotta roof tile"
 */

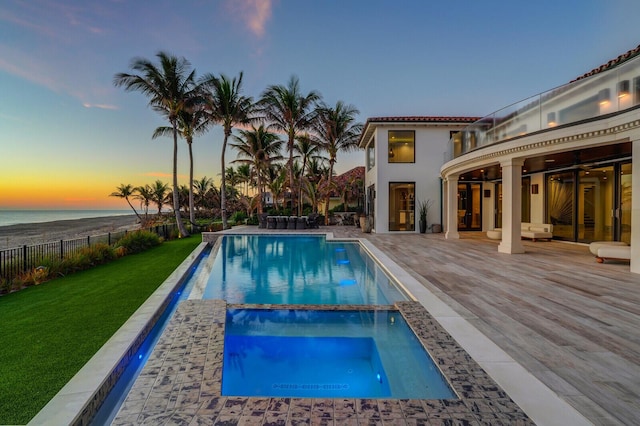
xmin=571 ymin=43 xmax=640 ymax=82
xmin=366 ymin=116 xmax=481 ymax=124
xmin=358 ymin=116 xmax=480 ymax=147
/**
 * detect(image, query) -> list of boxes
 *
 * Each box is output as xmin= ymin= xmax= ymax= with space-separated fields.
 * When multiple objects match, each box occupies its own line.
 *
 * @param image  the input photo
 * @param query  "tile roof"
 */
xmin=571 ymin=43 xmax=640 ymax=82
xmin=365 ymin=116 xmax=481 ymax=124
xmin=358 ymin=116 xmax=480 ymax=147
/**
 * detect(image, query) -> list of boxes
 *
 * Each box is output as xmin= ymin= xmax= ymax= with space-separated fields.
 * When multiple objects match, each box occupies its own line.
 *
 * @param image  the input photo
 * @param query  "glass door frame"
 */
xmin=545 ymin=159 xmax=630 ymax=243
xmin=457 ymin=182 xmax=482 ymax=231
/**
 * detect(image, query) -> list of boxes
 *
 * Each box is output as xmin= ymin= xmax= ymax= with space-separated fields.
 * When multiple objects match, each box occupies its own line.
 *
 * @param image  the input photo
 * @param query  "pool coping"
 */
xmin=27 ymin=231 xmax=592 ymax=425
xmin=27 ymin=242 xmax=211 ymax=426
xmin=112 ymin=299 xmax=533 ymax=424
xmin=356 ymin=236 xmax=592 ymax=426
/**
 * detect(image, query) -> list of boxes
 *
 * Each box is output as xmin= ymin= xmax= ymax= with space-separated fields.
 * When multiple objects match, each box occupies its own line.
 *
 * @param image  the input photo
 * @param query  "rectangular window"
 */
xmin=388 ymin=130 xmax=415 ymax=163
xmin=389 ymin=182 xmax=415 ymax=231
xmin=367 ymin=139 xmax=375 ymax=170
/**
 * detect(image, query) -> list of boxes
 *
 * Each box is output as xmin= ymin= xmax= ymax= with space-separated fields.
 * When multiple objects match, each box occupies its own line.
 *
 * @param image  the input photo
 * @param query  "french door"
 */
xmin=457 ymin=183 xmax=482 ymax=231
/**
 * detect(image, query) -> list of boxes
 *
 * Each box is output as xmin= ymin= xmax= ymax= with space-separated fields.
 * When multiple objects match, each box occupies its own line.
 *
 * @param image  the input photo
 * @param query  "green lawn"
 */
xmin=0 ymin=236 xmax=201 ymax=425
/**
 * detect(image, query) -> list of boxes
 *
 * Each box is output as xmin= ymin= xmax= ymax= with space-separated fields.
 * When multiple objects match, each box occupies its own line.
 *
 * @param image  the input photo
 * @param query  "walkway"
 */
xmin=329 ymin=228 xmax=640 ymax=425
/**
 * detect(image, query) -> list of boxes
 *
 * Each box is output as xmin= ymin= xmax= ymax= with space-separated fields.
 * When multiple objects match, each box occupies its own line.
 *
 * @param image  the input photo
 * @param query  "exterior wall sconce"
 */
xmin=618 ymin=80 xmax=630 ymax=98
xmin=531 ymin=184 xmax=539 ymax=194
xmin=598 ymin=88 xmax=611 ymax=106
xmin=547 ymin=112 xmax=557 ymax=127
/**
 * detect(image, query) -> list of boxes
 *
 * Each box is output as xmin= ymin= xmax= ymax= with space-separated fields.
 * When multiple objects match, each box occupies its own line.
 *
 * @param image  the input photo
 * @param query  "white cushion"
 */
xmin=597 ymin=245 xmax=631 ymax=260
xmin=589 ymin=241 xmax=628 ymax=256
xmin=529 ymin=226 xmax=549 ymax=232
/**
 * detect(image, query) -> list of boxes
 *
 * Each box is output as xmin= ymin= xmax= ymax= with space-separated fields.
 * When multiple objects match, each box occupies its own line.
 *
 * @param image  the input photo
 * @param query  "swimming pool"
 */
xmin=222 ymin=308 xmax=456 ymax=399
xmin=193 ymin=234 xmax=407 ymax=304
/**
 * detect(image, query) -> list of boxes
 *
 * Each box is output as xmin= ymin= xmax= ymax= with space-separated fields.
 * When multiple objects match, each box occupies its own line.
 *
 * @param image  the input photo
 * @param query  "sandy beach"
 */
xmin=0 ymin=215 xmax=140 ymax=250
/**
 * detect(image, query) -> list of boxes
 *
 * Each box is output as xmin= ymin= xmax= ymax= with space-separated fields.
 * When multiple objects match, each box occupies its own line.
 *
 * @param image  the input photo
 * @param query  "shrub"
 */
xmin=115 ymin=230 xmax=162 ymax=255
xmin=207 ymin=222 xmax=224 ymax=232
xmin=230 ymin=211 xmax=247 ymax=223
xmin=245 ymin=215 xmax=259 ymax=225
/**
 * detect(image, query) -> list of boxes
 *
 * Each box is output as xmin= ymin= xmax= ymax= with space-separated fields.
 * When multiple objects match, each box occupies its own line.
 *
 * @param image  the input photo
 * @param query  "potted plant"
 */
xmin=418 ymin=199 xmax=433 ymax=233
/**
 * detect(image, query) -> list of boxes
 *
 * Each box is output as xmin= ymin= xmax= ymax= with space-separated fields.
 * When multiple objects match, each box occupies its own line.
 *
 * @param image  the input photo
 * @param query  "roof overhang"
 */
xmin=357 ymin=116 xmax=481 ymax=148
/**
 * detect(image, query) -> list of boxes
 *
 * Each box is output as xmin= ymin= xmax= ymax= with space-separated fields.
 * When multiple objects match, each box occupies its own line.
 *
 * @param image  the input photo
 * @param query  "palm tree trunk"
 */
xmin=172 ymin=124 xmax=189 ymax=237
xmin=298 ymin=158 xmax=307 ymax=216
xmin=221 ymin=131 xmax=229 ymax=230
xmin=288 ymin=134 xmax=295 ymax=213
xmin=188 ymin=140 xmax=195 ymax=225
xmin=257 ymin=171 xmax=263 ymax=214
xmin=324 ymin=160 xmax=335 ymax=225
xmin=125 ymin=197 xmax=142 ymax=221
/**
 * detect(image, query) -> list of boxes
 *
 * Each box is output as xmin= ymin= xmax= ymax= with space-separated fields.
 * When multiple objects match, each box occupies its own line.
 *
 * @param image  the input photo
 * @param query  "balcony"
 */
xmin=448 ymin=52 xmax=640 ymax=160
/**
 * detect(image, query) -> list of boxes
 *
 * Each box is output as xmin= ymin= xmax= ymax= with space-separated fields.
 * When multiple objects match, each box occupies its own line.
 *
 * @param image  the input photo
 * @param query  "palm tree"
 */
xmin=193 ymin=176 xmax=214 ymax=211
xmin=301 ymin=178 xmax=320 ymax=214
xmin=235 ymin=164 xmax=252 ymax=196
xmin=231 ymin=125 xmax=284 ymax=214
xmin=134 ymin=184 xmax=154 ymax=220
xmin=294 ymin=132 xmax=325 ymax=215
xmin=313 ymin=101 xmax=363 ymax=224
xmin=114 ymin=51 xmax=198 ymax=237
xmin=153 ymin=107 xmax=207 ymax=224
xmin=265 ymin=164 xmax=287 ymax=211
xmin=258 ymin=75 xmax=320 ymax=213
xmin=305 ymin=157 xmax=329 ymax=184
xmin=200 ymin=71 xmax=254 ymax=230
xmin=150 ymin=180 xmax=170 ymax=216
xmin=110 ymin=184 xmax=142 ymax=221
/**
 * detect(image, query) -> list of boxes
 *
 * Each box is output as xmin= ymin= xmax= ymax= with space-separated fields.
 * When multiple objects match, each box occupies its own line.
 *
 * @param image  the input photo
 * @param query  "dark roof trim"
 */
xmin=571 ymin=43 xmax=640 ymax=82
xmin=358 ymin=116 xmax=480 ymax=147
xmin=365 ymin=116 xmax=481 ymax=124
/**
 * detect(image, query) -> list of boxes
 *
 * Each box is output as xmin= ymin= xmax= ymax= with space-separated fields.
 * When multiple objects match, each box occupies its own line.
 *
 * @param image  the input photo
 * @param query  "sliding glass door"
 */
xmin=546 ymin=161 xmax=630 ymax=243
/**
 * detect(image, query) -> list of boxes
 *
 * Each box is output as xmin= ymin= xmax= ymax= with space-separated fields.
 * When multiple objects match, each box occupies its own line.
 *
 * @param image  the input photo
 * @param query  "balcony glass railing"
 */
xmin=448 ymin=52 xmax=640 ymax=160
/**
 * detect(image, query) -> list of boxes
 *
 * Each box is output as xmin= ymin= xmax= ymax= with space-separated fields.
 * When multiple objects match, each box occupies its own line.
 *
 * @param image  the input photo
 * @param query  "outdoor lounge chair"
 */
xmin=296 ymin=216 xmax=307 ymax=229
xmin=307 ymin=213 xmax=319 ymax=229
xmin=276 ymin=216 xmax=287 ymax=229
xmin=267 ymin=216 xmax=277 ymax=229
xmin=258 ymin=213 xmax=268 ymax=229
xmin=288 ymin=216 xmax=297 ymax=229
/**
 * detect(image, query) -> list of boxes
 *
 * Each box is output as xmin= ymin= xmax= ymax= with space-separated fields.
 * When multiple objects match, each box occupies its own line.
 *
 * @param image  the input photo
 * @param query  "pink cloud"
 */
xmin=225 ymin=0 xmax=274 ymax=39
xmin=82 ymin=103 xmax=118 ymax=110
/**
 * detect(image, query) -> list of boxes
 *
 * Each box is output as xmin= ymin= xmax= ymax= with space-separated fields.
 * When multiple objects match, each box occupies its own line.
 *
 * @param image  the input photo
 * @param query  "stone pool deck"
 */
xmin=113 ymin=300 xmax=532 ymax=425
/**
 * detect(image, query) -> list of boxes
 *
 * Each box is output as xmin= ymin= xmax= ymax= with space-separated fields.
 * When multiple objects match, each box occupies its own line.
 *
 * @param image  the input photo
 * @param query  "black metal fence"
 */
xmin=0 ymin=224 xmax=182 ymax=282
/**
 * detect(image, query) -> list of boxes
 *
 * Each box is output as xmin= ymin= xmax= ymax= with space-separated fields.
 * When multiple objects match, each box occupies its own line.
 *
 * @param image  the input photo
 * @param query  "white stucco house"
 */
xmin=359 ymin=44 xmax=640 ymax=274
xmin=358 ymin=117 xmax=479 ymax=233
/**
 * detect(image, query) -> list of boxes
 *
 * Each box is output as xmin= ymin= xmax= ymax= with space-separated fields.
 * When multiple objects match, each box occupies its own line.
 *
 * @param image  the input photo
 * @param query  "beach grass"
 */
xmin=0 ymin=235 xmax=201 ymax=424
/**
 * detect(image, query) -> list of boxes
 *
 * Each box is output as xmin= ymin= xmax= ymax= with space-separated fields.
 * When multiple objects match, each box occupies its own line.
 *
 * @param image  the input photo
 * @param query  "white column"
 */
xmin=445 ymin=175 xmax=460 ymax=239
xmin=498 ymin=158 xmax=525 ymax=254
xmin=631 ymin=139 xmax=640 ymax=274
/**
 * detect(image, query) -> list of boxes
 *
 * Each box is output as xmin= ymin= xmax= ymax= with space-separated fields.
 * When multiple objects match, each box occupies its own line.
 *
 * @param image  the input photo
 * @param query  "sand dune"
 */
xmin=0 ymin=215 xmax=140 ymax=250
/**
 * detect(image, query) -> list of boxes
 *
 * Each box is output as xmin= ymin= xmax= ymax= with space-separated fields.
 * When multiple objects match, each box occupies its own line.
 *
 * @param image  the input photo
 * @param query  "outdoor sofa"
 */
xmin=589 ymin=241 xmax=631 ymax=263
xmin=486 ymin=222 xmax=553 ymax=241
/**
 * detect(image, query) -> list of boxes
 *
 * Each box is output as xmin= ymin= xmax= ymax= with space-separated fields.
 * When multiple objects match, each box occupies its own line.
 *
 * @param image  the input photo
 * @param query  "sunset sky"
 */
xmin=1 ymin=0 xmax=639 ymax=209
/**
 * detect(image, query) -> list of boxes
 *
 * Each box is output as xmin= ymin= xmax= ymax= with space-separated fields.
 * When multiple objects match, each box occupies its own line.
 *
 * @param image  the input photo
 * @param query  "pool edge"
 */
xmin=27 ymin=242 xmax=210 ymax=426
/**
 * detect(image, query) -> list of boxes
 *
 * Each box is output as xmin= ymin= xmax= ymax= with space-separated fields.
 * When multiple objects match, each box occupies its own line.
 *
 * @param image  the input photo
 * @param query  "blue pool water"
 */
xmin=200 ymin=235 xmax=406 ymax=304
xmin=223 ymin=309 xmax=457 ymax=399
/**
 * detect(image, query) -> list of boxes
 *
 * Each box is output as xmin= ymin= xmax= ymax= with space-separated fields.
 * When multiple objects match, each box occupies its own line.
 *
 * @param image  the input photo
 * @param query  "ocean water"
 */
xmin=0 ymin=210 xmax=134 ymax=227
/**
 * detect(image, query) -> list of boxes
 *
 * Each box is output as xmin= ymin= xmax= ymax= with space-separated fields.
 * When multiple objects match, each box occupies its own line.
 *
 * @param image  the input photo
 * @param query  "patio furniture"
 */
xmin=296 ymin=216 xmax=307 ymax=229
xmin=589 ymin=241 xmax=630 ymax=263
xmin=487 ymin=229 xmax=502 ymax=240
xmin=267 ymin=216 xmax=277 ymax=229
xmin=276 ymin=216 xmax=287 ymax=229
xmin=258 ymin=213 xmax=268 ymax=229
xmin=288 ymin=216 xmax=297 ymax=229
xmin=520 ymin=223 xmax=553 ymax=241
xmin=307 ymin=213 xmax=319 ymax=229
